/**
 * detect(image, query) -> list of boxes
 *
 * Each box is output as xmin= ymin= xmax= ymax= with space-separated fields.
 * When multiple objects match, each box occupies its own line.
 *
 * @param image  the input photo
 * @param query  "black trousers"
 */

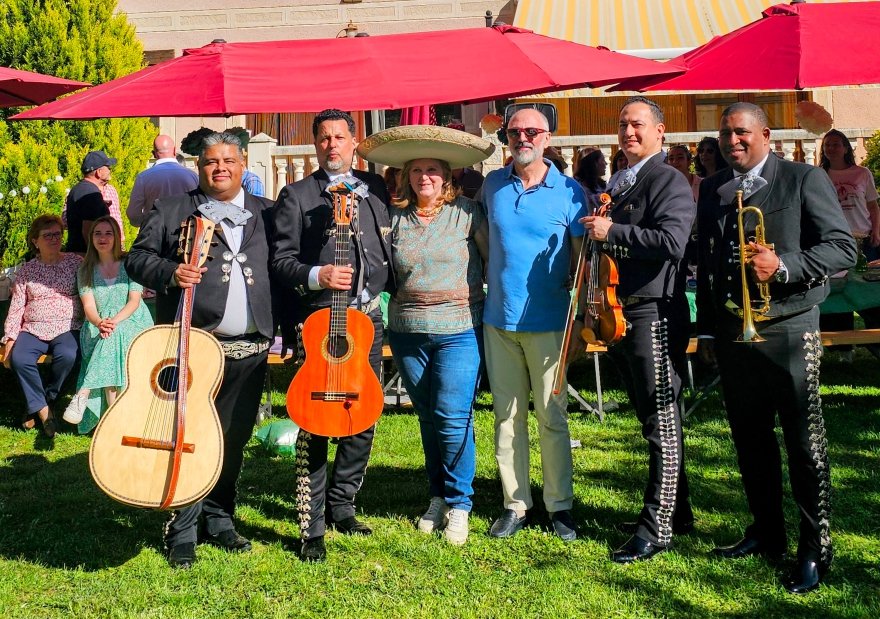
xmin=295 ymin=310 xmax=383 ymax=540
xmin=164 ymin=350 xmax=269 ymax=547
xmin=617 ymin=298 xmax=692 ymax=546
xmin=715 ymin=306 xmax=832 ymax=564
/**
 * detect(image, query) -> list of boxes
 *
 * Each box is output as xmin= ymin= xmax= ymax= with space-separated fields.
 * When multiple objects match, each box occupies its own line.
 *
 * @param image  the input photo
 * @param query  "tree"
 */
xmin=0 ymin=0 xmax=155 ymax=264
xmin=863 ymin=130 xmax=880 ymax=190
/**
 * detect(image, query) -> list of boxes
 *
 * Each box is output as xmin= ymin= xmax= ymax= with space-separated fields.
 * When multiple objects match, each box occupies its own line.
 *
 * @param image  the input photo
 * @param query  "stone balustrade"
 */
xmin=175 ymin=129 xmax=877 ymax=200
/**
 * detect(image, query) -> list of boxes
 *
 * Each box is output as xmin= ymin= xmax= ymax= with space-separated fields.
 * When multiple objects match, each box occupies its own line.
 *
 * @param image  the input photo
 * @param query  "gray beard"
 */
xmin=324 ymin=159 xmax=346 ymax=172
xmin=512 ymin=148 xmax=540 ymax=167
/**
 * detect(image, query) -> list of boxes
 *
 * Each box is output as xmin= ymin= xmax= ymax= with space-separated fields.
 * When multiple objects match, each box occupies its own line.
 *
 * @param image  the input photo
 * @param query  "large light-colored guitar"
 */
xmin=89 ymin=216 xmax=225 ymax=509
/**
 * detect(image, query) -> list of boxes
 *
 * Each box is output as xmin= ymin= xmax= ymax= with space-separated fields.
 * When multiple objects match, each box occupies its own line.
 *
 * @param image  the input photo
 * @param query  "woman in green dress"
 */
xmin=63 ymin=216 xmax=153 ymax=432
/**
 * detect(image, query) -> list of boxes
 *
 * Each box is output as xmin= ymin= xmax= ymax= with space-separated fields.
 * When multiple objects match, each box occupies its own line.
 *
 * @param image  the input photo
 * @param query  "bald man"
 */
xmin=127 ymin=134 xmax=199 ymax=226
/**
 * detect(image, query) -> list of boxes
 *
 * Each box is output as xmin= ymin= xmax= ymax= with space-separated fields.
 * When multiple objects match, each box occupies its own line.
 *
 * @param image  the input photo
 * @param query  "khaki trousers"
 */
xmin=484 ymin=324 xmax=574 ymax=513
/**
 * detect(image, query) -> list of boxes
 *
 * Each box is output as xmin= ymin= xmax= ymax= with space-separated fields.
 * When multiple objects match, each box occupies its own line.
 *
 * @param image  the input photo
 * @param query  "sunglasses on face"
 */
xmin=39 ymin=231 xmax=62 ymax=240
xmin=505 ymin=127 xmax=549 ymax=141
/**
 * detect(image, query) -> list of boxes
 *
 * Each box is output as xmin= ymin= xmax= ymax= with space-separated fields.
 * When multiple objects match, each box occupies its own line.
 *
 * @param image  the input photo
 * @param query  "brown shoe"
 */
xmin=41 ymin=417 xmax=57 ymax=439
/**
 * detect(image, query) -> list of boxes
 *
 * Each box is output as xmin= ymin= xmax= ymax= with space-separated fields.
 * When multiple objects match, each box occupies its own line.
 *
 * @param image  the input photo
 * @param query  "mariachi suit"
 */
xmin=601 ymin=153 xmax=695 ymax=547
xmin=271 ymin=168 xmax=393 ymax=541
xmin=696 ymin=154 xmax=856 ymax=564
xmin=126 ymin=188 xmax=276 ymax=547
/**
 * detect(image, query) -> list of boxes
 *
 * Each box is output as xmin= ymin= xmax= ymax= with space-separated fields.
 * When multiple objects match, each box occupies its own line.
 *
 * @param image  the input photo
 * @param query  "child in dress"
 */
xmin=63 ymin=216 xmax=153 ymax=432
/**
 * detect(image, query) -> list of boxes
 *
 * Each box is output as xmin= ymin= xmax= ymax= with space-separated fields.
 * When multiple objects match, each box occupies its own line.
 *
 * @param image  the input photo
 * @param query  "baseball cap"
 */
xmin=81 ymin=150 xmax=117 ymax=174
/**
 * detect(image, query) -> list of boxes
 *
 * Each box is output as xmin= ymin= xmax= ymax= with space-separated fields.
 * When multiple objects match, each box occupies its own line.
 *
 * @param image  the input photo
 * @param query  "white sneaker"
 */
xmin=417 ymin=497 xmax=449 ymax=533
xmin=444 ymin=508 xmax=469 ymax=545
xmin=62 ymin=392 xmax=88 ymax=424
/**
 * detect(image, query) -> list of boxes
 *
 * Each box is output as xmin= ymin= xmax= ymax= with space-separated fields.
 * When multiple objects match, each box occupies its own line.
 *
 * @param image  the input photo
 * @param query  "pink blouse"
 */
xmin=3 ymin=253 xmax=84 ymax=343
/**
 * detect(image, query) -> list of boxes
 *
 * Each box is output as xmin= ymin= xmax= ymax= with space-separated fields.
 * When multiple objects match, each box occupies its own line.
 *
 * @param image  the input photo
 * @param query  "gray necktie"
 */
xmin=717 ymin=171 xmax=768 ymax=205
xmin=612 ymin=169 xmax=637 ymax=195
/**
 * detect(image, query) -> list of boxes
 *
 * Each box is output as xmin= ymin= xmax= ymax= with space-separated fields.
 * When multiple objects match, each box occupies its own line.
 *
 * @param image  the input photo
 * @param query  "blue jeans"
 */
xmin=389 ymin=327 xmax=483 ymax=511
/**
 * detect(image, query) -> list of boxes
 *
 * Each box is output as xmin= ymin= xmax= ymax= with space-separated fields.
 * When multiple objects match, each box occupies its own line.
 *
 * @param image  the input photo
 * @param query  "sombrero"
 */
xmin=357 ymin=125 xmax=495 ymax=169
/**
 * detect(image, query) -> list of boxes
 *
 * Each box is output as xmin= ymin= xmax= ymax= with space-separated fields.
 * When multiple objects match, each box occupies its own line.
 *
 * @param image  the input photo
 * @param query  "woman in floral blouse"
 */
xmin=3 ymin=214 xmax=84 ymax=437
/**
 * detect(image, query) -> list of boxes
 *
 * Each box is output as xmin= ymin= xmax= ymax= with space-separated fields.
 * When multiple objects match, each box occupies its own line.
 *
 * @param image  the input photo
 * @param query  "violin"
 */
xmin=581 ymin=193 xmax=626 ymax=347
xmin=553 ymin=193 xmax=626 ymax=395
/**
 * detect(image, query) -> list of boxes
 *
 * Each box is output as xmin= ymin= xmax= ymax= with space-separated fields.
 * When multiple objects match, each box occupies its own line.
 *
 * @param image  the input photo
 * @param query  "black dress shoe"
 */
xmin=550 ymin=510 xmax=578 ymax=542
xmin=611 ymin=535 xmax=667 ymax=563
xmin=167 ymin=542 xmax=197 ymax=569
xmin=783 ymin=559 xmax=828 ymax=594
xmin=489 ymin=509 xmax=527 ymax=538
xmin=616 ymin=520 xmax=695 ymax=536
xmin=204 ymin=528 xmax=252 ymax=552
xmin=301 ymin=536 xmax=327 ymax=563
xmin=331 ymin=516 xmax=372 ymax=536
xmin=713 ymin=537 xmax=786 ymax=562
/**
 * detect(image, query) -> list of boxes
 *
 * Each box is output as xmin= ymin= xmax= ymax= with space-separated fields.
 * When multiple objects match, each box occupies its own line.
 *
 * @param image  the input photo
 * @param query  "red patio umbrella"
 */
xmin=13 ymin=26 xmax=680 ymax=120
xmin=610 ymin=1 xmax=880 ymax=92
xmin=0 ymin=66 xmax=89 ymax=107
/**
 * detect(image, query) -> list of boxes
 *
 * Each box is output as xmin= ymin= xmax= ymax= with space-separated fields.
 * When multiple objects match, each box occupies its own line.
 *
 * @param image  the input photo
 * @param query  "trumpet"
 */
xmin=735 ymin=189 xmax=772 ymax=343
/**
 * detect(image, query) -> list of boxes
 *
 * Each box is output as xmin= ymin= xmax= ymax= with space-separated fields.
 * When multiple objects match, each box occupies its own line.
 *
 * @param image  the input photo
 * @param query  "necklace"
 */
xmin=415 ymin=203 xmax=443 ymax=218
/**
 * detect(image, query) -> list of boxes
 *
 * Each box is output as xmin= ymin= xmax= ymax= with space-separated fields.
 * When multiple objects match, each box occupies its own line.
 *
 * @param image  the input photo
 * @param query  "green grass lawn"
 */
xmin=1 ymin=351 xmax=878 ymax=618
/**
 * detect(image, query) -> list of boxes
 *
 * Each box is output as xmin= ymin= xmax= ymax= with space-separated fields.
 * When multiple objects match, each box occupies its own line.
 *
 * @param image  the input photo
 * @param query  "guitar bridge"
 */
xmin=311 ymin=391 xmax=360 ymax=401
xmin=121 ymin=436 xmax=195 ymax=453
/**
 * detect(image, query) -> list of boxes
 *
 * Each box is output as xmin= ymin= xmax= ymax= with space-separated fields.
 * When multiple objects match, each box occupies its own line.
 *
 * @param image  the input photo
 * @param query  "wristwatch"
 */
xmin=774 ymin=257 xmax=789 ymax=283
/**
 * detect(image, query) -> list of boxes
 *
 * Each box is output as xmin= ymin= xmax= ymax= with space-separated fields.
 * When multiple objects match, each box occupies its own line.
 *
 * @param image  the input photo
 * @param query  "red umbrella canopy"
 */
xmin=13 ymin=26 xmax=680 ymax=120
xmin=0 ymin=66 xmax=89 ymax=107
xmin=611 ymin=1 xmax=880 ymax=92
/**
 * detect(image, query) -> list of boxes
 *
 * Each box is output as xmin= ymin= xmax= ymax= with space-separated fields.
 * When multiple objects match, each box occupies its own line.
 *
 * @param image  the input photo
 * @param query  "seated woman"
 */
xmin=63 ymin=216 xmax=154 ymax=432
xmin=357 ymin=125 xmax=494 ymax=545
xmin=2 ymin=214 xmax=84 ymax=437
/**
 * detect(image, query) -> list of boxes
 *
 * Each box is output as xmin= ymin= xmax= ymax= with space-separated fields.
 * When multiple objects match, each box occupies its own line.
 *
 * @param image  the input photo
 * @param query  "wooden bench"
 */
xmin=581 ymin=329 xmax=880 ymax=420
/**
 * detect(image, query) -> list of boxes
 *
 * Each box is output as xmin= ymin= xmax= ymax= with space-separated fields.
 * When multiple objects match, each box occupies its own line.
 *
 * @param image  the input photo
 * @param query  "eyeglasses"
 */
xmin=505 ymin=127 xmax=549 ymax=141
xmin=39 ymin=231 xmax=62 ymax=240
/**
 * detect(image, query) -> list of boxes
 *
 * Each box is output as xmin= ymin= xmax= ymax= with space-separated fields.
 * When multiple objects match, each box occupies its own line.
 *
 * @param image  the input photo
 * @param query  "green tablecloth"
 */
xmin=683 ymin=270 xmax=880 ymax=320
xmin=821 ymin=271 xmax=880 ymax=314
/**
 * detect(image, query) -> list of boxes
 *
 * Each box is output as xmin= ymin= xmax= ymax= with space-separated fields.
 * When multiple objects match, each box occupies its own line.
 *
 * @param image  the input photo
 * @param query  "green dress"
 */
xmin=75 ymin=264 xmax=154 ymax=433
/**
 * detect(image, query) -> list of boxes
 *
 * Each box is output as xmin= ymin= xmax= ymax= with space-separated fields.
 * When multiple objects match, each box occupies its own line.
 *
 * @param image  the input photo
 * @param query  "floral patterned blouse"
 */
xmin=3 ymin=253 xmax=84 ymax=343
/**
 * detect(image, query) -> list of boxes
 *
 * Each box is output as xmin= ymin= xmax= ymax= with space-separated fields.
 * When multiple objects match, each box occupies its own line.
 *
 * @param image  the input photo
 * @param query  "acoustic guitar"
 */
xmin=89 ymin=216 xmax=225 ymax=509
xmin=286 ymin=181 xmax=383 ymax=437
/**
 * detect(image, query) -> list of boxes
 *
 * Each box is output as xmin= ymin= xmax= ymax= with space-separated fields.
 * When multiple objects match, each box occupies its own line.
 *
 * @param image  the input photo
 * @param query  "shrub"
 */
xmin=0 ymin=0 xmax=156 ymax=263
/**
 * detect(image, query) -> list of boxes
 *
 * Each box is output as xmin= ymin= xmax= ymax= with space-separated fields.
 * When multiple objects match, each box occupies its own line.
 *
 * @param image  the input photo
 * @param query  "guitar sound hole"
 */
xmin=150 ymin=358 xmax=194 ymax=400
xmin=156 ymin=365 xmax=181 ymax=394
xmin=326 ymin=335 xmax=350 ymax=360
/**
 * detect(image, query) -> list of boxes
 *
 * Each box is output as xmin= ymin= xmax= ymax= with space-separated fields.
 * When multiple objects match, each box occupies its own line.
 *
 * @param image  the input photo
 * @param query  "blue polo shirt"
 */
xmin=482 ymin=161 xmax=587 ymax=332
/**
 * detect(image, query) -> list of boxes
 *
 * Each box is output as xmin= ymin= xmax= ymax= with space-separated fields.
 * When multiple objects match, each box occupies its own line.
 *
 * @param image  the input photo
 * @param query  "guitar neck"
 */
xmin=330 ymin=221 xmax=351 ymax=334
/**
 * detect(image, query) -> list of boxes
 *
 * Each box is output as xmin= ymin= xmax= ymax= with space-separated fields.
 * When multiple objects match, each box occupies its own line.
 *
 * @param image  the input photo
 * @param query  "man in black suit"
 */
xmin=126 ymin=132 xmax=276 ymax=569
xmin=271 ymin=109 xmax=392 ymax=562
xmin=697 ymin=102 xmax=856 ymax=594
xmin=583 ymin=96 xmax=695 ymax=563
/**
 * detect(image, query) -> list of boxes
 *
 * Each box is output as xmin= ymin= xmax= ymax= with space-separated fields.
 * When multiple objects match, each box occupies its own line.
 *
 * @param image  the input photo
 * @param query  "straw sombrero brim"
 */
xmin=357 ymin=125 xmax=495 ymax=169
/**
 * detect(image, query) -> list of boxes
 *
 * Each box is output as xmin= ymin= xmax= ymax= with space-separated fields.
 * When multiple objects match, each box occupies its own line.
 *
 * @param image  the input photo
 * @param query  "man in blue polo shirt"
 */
xmin=480 ymin=108 xmax=587 ymax=542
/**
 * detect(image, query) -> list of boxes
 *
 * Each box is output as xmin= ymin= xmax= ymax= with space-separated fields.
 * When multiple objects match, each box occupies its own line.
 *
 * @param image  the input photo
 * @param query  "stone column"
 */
xmin=248 ymin=132 xmax=277 ymax=198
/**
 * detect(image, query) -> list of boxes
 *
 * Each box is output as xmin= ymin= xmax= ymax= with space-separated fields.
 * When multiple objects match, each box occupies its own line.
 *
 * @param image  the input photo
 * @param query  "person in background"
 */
xmin=358 ymin=125 xmax=493 ymax=545
xmin=666 ymin=144 xmax=702 ymax=203
xmin=607 ymin=148 xmax=629 ymax=191
xmin=241 ymin=169 xmax=265 ymax=197
xmin=697 ymin=103 xmax=856 ymax=594
xmin=694 ymin=137 xmax=727 ymax=179
xmin=452 ymin=166 xmax=485 ymax=199
xmin=818 ymin=128 xmax=880 ymax=360
xmin=62 ymin=216 xmax=153 ymax=432
xmin=2 ymin=214 xmax=83 ymax=437
xmin=127 ymin=134 xmax=199 ymax=227
xmin=383 ymin=166 xmax=400 ymax=200
xmin=573 ymin=146 xmax=608 ymax=210
xmin=65 ymin=151 xmax=114 ymax=253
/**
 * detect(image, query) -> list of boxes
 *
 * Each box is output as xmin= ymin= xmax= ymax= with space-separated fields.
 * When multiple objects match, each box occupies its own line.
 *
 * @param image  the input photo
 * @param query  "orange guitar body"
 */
xmin=287 ymin=307 xmax=383 ymax=437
